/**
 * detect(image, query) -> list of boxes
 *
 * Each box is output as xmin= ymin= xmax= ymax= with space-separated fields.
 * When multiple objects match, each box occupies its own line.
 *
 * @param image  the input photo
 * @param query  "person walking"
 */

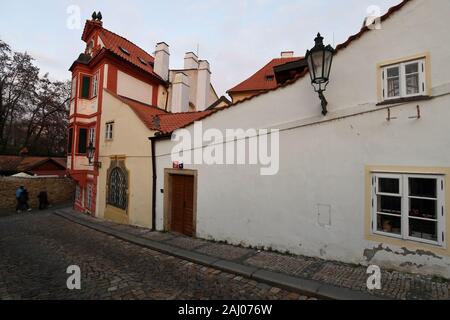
xmin=38 ymin=190 xmax=49 ymax=210
xmin=15 ymin=186 xmax=24 ymax=213
xmin=19 ymin=187 xmax=32 ymax=212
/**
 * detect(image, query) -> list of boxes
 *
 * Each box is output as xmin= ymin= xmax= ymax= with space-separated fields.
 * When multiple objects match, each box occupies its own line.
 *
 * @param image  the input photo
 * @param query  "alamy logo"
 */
xmin=171 ymin=122 xmax=280 ymax=176
xmin=66 ymin=265 xmax=81 ymax=290
xmin=366 ymin=265 xmax=382 ymax=290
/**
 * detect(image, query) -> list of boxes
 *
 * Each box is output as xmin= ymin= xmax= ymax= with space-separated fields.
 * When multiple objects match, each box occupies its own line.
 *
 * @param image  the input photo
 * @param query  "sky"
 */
xmin=0 ymin=0 xmax=401 ymax=97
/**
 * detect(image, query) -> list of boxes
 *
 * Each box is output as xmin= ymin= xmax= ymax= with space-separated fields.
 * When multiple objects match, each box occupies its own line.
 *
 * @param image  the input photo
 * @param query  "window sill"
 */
xmin=377 ymin=95 xmax=432 ymax=106
xmin=371 ymin=231 xmax=444 ymax=249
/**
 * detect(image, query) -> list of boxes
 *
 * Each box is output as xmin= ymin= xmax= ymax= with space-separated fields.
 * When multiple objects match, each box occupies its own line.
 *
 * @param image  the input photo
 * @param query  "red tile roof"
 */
xmin=0 ymin=156 xmax=67 ymax=174
xmin=81 ymin=20 xmax=163 ymax=80
xmin=227 ymin=57 xmax=303 ymax=94
xmin=105 ymin=89 xmax=214 ymax=134
xmin=156 ymin=111 xmax=215 ymax=134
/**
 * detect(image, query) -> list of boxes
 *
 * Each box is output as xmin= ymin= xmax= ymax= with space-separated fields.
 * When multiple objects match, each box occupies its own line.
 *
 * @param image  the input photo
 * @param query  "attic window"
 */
xmin=138 ymin=57 xmax=148 ymax=65
xmin=266 ymin=75 xmax=275 ymax=81
xmin=119 ymin=46 xmax=130 ymax=55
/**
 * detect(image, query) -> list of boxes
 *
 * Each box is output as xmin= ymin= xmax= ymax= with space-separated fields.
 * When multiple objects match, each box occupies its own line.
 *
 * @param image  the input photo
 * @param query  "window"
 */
xmin=92 ymin=73 xmax=99 ymax=98
xmin=75 ymin=185 xmax=82 ymax=203
xmin=372 ymin=173 xmax=445 ymax=246
xmin=266 ymin=75 xmax=275 ymax=81
xmin=138 ymin=57 xmax=148 ymax=65
xmin=89 ymin=127 xmax=95 ymax=145
xmin=81 ymin=75 xmax=91 ymax=99
xmin=71 ymin=76 xmax=77 ymax=99
xmin=119 ymin=46 xmax=130 ymax=55
xmin=108 ymin=168 xmax=127 ymax=210
xmin=381 ymin=58 xmax=426 ymax=100
xmin=86 ymin=184 xmax=93 ymax=211
xmin=78 ymin=128 xmax=88 ymax=154
xmin=105 ymin=122 xmax=114 ymax=141
xmin=68 ymin=128 xmax=74 ymax=154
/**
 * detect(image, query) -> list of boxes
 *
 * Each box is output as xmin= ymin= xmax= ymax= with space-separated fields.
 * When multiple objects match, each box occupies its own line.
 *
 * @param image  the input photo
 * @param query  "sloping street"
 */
xmin=0 ymin=210 xmax=309 ymax=300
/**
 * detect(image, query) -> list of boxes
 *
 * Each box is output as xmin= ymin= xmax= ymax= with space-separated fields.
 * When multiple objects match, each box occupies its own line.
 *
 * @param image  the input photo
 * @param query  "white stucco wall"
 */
xmin=117 ymin=70 xmax=153 ymax=105
xmin=97 ymin=91 xmax=155 ymax=228
xmin=154 ymin=0 xmax=450 ymax=278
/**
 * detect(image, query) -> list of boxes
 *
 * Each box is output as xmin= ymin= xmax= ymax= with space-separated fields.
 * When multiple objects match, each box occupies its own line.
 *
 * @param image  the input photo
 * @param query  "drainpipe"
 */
xmin=149 ymin=133 xmax=171 ymax=232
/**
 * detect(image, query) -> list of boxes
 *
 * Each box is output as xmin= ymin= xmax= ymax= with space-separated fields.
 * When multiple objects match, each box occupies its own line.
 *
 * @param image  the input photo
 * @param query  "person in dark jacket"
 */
xmin=19 ymin=187 xmax=31 ymax=212
xmin=16 ymin=186 xmax=24 ymax=212
xmin=38 ymin=190 xmax=49 ymax=210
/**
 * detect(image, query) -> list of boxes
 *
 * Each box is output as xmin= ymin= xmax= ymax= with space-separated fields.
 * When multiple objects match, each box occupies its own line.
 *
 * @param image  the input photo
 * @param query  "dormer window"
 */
xmin=138 ymin=57 xmax=148 ymax=65
xmin=86 ymin=40 xmax=94 ymax=56
xmin=266 ymin=75 xmax=275 ymax=81
xmin=119 ymin=46 xmax=130 ymax=55
xmin=381 ymin=58 xmax=427 ymax=101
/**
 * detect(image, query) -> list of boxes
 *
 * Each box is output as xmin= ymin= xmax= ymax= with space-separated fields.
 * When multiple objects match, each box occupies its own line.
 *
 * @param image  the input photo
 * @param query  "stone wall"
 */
xmin=0 ymin=177 xmax=75 ymax=209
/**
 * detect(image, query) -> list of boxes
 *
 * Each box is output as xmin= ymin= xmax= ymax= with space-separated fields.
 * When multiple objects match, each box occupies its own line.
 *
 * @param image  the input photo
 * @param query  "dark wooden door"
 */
xmin=171 ymin=175 xmax=194 ymax=237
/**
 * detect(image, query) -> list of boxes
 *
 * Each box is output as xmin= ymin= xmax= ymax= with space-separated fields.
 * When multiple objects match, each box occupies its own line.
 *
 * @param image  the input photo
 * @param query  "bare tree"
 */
xmin=0 ymin=39 xmax=70 ymax=156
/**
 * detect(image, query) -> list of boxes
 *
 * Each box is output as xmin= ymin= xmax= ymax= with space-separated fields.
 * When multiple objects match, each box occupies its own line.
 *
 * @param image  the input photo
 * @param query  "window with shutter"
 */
xmin=81 ymin=76 xmax=91 ymax=99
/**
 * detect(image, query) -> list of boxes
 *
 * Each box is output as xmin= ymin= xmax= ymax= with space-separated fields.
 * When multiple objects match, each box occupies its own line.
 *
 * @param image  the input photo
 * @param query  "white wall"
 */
xmin=154 ymin=0 xmax=450 ymax=278
xmin=117 ymin=70 xmax=153 ymax=105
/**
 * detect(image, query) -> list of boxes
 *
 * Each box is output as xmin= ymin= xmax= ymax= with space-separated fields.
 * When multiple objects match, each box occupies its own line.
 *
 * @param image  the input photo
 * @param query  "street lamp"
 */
xmin=305 ymin=33 xmax=335 ymax=116
xmin=87 ymin=142 xmax=101 ymax=169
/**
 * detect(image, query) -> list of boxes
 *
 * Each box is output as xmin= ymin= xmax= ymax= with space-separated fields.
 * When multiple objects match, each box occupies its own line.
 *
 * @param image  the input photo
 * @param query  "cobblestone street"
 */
xmin=0 ymin=211 xmax=311 ymax=300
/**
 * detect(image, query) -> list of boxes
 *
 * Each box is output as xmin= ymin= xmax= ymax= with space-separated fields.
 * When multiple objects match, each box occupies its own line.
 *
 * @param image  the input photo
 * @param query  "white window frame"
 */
xmin=89 ymin=127 xmax=95 ymax=145
xmin=382 ymin=58 xmax=426 ymax=101
xmin=92 ymin=72 xmax=99 ymax=98
xmin=372 ymin=173 xmax=445 ymax=247
xmin=105 ymin=122 xmax=114 ymax=141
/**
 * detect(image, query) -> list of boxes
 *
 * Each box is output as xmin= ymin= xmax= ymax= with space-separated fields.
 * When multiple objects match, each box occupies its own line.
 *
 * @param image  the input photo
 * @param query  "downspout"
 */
xmin=150 ymin=136 xmax=157 ymax=231
xmin=149 ymin=133 xmax=171 ymax=232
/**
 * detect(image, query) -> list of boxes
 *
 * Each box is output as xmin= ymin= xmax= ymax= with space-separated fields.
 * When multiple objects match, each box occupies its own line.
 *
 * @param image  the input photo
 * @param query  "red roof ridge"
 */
xmin=100 ymin=27 xmax=155 ymax=62
xmin=228 ymin=56 xmax=304 ymax=94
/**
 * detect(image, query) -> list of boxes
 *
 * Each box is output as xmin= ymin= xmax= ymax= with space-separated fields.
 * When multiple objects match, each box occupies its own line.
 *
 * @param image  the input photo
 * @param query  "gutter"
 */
xmin=148 ymin=133 xmax=171 ymax=231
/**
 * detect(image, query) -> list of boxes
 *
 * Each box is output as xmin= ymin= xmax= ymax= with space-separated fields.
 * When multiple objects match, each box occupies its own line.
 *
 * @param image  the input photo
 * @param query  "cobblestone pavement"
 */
xmin=55 ymin=208 xmax=450 ymax=300
xmin=0 ymin=212 xmax=313 ymax=300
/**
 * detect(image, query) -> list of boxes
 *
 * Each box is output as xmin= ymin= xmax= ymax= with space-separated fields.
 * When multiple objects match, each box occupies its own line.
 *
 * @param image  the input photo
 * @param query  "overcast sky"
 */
xmin=0 ymin=0 xmax=401 ymax=96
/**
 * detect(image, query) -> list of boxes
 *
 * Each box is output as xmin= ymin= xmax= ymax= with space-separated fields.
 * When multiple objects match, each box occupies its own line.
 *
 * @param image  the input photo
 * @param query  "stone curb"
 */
xmin=54 ymin=210 xmax=387 ymax=301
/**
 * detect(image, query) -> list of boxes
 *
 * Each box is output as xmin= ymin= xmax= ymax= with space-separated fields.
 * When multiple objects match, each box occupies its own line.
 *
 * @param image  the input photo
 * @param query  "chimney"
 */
xmin=184 ymin=52 xmax=199 ymax=70
xmin=154 ymin=42 xmax=170 ymax=81
xmin=281 ymin=51 xmax=294 ymax=58
xmin=171 ymin=72 xmax=190 ymax=113
xmin=195 ymin=60 xmax=211 ymax=111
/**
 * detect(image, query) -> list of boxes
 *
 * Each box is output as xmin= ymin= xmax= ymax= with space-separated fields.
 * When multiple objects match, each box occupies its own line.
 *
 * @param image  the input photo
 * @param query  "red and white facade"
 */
xmin=68 ymin=16 xmax=219 ymax=215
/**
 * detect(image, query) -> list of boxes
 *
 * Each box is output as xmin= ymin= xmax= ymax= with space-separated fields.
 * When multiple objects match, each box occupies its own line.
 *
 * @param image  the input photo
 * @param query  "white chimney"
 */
xmin=281 ymin=51 xmax=294 ymax=58
xmin=196 ymin=60 xmax=211 ymax=111
xmin=171 ymin=72 xmax=190 ymax=113
xmin=154 ymin=42 xmax=170 ymax=81
xmin=184 ymin=52 xmax=199 ymax=69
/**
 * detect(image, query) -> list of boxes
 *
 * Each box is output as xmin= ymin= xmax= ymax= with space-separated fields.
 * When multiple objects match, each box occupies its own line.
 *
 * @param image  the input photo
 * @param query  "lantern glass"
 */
xmin=87 ymin=142 xmax=95 ymax=164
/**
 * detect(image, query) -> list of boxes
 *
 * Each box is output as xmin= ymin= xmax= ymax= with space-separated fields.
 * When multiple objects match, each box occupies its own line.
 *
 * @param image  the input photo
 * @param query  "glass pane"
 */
xmin=409 ymin=178 xmax=437 ymax=198
xmin=312 ymin=51 xmax=324 ymax=80
xmin=377 ymin=214 xmax=402 ymax=235
xmin=387 ymin=77 xmax=400 ymax=97
xmin=409 ymin=198 xmax=437 ymax=220
xmin=379 ymin=178 xmax=400 ymax=194
xmin=406 ymin=74 xmax=419 ymax=94
xmin=377 ymin=195 xmax=401 ymax=215
xmin=405 ymin=63 xmax=419 ymax=74
xmin=387 ymin=66 xmax=399 ymax=77
xmin=409 ymin=219 xmax=438 ymax=242
xmin=323 ymin=51 xmax=332 ymax=79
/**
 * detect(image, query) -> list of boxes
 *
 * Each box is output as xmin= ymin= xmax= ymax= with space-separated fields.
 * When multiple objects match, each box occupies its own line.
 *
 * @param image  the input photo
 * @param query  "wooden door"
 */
xmin=171 ymin=175 xmax=194 ymax=237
